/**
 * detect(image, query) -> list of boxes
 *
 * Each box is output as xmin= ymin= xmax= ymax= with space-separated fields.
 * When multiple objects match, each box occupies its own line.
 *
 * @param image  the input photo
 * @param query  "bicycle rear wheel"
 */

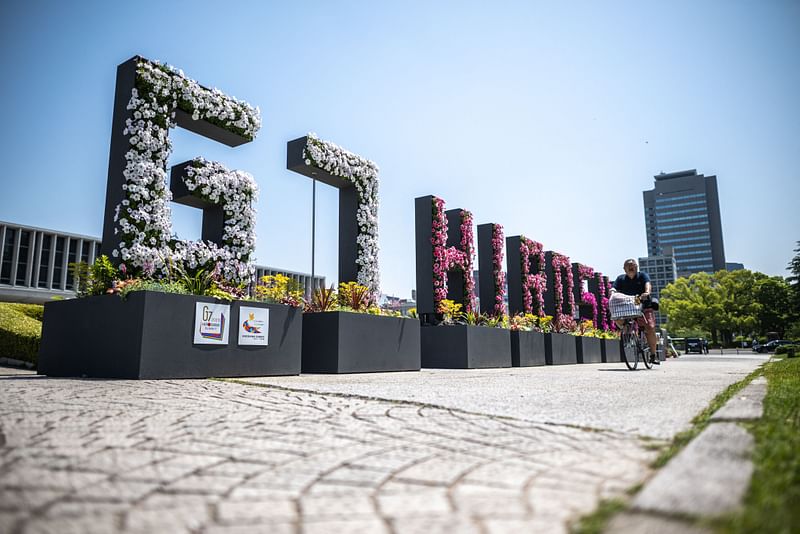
xmin=621 ymin=329 xmax=639 ymax=370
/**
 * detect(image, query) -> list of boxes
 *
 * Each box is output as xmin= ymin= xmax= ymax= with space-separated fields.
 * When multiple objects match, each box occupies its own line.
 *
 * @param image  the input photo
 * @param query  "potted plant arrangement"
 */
xmin=542 ymin=315 xmax=579 ymax=365
xmin=38 ymin=259 xmax=303 ymax=379
xmin=420 ymin=300 xmax=512 ymax=369
xmin=509 ymin=313 xmax=548 ymax=367
xmin=37 ymin=56 xmax=308 ymax=379
xmin=574 ymin=319 xmax=604 ymax=364
xmin=300 ymin=282 xmax=420 ymax=373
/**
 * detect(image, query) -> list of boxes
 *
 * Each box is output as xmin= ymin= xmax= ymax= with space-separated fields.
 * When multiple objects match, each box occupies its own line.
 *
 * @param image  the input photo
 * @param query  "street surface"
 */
xmin=0 ymin=352 xmax=767 ymax=533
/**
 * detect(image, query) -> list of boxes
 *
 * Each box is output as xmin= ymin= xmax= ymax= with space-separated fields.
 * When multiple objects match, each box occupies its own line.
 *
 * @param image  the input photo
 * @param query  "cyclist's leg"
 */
xmin=638 ymin=311 xmax=658 ymax=356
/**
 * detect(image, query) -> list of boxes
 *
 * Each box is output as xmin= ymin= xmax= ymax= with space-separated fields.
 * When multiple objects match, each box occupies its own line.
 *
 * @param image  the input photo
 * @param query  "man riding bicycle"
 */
xmin=609 ymin=259 xmax=659 ymax=364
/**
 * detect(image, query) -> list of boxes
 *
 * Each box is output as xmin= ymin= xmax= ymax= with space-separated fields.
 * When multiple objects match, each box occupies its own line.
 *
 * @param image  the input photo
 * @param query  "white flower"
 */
xmin=111 ymin=57 xmax=261 ymax=285
xmin=302 ymin=133 xmax=380 ymax=295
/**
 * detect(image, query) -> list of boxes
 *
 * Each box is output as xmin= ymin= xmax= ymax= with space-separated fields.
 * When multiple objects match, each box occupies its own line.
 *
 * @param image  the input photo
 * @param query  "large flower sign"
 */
xmin=414 ymin=195 xmax=476 ymax=320
xmin=301 ymin=133 xmax=380 ymax=295
xmin=551 ymin=253 xmax=576 ymax=322
xmin=506 ymin=235 xmax=547 ymax=316
xmin=573 ymin=263 xmax=598 ymax=327
xmin=477 ymin=223 xmax=506 ymax=317
xmin=101 ymin=55 xmax=261 ymax=285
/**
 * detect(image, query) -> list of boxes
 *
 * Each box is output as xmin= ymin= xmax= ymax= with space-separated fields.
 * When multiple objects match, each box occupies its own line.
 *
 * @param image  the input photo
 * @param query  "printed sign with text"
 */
xmin=193 ymin=302 xmax=230 ymax=345
xmin=238 ymin=306 xmax=269 ymax=346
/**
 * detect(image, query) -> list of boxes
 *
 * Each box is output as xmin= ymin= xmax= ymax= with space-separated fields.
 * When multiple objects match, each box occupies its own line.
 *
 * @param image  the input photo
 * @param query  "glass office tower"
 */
xmin=643 ymin=170 xmax=726 ymax=278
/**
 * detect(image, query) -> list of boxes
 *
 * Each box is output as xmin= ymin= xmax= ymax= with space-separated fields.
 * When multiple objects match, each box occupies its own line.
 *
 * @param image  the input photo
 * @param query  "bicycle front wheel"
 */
xmin=621 ymin=330 xmax=639 ymax=370
xmin=641 ymin=334 xmax=654 ymax=370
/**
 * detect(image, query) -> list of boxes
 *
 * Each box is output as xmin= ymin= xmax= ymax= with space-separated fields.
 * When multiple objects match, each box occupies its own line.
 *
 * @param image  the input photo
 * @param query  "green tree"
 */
xmin=753 ymin=276 xmax=791 ymax=337
xmin=785 ymin=241 xmax=800 ymax=337
xmin=662 ymin=268 xmax=797 ymax=343
xmin=661 ymin=272 xmax=726 ymax=344
xmin=787 ymin=241 xmax=800 ymax=287
xmin=716 ymin=269 xmax=762 ymax=341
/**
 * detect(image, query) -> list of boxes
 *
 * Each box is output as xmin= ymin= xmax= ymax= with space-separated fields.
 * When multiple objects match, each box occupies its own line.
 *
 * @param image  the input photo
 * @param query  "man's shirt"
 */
xmin=613 ymin=271 xmax=651 ymax=296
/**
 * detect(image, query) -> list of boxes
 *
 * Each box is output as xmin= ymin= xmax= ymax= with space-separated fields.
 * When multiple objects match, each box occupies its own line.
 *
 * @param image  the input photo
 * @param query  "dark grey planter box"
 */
xmin=510 ymin=330 xmax=546 ymax=367
xmin=38 ymin=291 xmax=302 ymax=379
xmin=301 ymin=312 xmax=420 ymax=373
xmin=576 ymin=336 xmax=603 ymax=364
xmin=601 ymin=338 xmax=622 ymax=363
xmin=544 ymin=333 xmax=578 ymax=365
xmin=421 ymin=324 xmax=511 ymax=368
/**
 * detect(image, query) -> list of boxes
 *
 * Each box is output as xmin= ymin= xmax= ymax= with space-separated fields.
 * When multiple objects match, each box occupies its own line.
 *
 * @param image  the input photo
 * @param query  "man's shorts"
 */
xmin=637 ymin=308 xmax=656 ymax=330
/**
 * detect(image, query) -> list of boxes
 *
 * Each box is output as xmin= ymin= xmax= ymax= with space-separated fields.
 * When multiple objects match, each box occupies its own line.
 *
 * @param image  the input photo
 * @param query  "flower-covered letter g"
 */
xmin=101 ymin=55 xmax=262 ymax=285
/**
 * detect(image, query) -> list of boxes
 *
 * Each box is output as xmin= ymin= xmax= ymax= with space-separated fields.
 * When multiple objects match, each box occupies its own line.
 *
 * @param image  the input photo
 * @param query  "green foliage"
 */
xmin=775 ymin=344 xmax=799 ymax=355
xmin=787 ymin=240 xmax=800 ymax=286
xmin=308 ymin=286 xmax=338 ymax=312
xmin=754 ymin=276 xmax=792 ymax=337
xmin=715 ymin=357 xmax=800 ymax=532
xmin=70 ymin=255 xmax=119 ymax=297
xmin=661 ymin=269 xmax=794 ymax=343
xmin=0 ymin=302 xmax=43 ymax=364
xmin=117 ymin=280 xmax=189 ymax=300
xmin=337 ymin=282 xmax=372 ymax=312
xmin=174 ymin=265 xmax=216 ymax=296
xmin=571 ymin=498 xmax=627 ymax=534
xmin=254 ymin=274 xmax=303 ymax=307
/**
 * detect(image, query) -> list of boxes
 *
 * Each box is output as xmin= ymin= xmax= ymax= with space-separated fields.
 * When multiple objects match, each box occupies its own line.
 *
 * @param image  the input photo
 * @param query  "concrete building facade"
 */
xmin=0 ymin=221 xmax=324 ymax=304
xmin=643 ymin=169 xmax=726 ymax=278
xmin=638 ymin=247 xmax=678 ymax=327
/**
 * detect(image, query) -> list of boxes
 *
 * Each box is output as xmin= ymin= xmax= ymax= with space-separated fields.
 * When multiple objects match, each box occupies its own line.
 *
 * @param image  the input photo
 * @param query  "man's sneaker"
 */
xmin=651 ymin=355 xmax=661 ymax=365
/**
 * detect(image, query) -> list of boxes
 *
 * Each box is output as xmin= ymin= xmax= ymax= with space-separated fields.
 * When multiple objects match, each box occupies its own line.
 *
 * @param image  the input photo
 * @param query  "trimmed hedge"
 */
xmin=0 ymin=302 xmax=43 ymax=364
xmin=775 ymin=344 xmax=799 ymax=356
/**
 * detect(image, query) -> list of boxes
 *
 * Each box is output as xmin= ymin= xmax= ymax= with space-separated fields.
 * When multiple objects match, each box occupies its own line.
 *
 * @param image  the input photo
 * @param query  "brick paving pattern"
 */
xmin=0 ymin=376 xmax=658 ymax=533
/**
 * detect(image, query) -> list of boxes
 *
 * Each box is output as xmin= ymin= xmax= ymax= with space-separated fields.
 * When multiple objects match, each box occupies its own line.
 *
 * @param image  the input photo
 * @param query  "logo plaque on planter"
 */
xmin=238 ymin=306 xmax=269 ymax=346
xmin=194 ymin=303 xmax=230 ymax=345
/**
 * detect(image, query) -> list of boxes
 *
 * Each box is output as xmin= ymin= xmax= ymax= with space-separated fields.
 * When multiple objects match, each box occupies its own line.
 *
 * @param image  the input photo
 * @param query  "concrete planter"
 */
xmin=301 ymin=312 xmax=420 ymax=373
xmin=544 ymin=332 xmax=578 ymax=365
xmin=576 ymin=336 xmax=603 ymax=364
xmin=510 ymin=330 xmax=546 ymax=367
xmin=421 ymin=324 xmax=511 ymax=369
xmin=601 ymin=338 xmax=622 ymax=363
xmin=38 ymin=291 xmax=302 ymax=379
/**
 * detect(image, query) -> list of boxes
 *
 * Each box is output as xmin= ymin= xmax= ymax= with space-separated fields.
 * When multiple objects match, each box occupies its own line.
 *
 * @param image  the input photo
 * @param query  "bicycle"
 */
xmin=609 ymin=294 xmax=655 ymax=370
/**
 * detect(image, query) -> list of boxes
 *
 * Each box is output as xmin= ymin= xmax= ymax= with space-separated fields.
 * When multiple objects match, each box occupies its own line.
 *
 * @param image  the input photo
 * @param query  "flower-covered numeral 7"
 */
xmin=100 ymin=55 xmax=261 ymax=284
xmin=286 ymin=134 xmax=380 ymax=296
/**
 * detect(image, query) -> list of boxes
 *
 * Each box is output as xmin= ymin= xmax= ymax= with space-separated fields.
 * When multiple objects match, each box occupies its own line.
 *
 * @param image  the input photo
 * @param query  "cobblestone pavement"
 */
xmin=0 ymin=375 xmax=658 ymax=534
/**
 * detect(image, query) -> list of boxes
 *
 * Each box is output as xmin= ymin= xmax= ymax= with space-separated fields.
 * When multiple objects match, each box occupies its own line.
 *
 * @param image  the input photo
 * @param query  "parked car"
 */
xmin=756 ymin=340 xmax=795 ymax=353
xmin=685 ymin=338 xmax=704 ymax=354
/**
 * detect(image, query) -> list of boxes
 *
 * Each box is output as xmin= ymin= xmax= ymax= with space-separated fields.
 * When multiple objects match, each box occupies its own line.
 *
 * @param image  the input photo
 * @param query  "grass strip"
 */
xmin=713 ymin=356 xmax=799 ymax=533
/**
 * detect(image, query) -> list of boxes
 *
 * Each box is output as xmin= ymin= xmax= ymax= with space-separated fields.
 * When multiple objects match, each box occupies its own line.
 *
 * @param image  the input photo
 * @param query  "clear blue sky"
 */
xmin=1 ymin=1 xmax=798 ymax=297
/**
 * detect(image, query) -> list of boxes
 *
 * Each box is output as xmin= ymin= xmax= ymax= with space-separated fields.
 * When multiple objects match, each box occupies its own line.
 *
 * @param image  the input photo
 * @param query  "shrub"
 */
xmin=775 ymin=344 xmax=799 ymax=355
xmin=0 ymin=302 xmax=43 ymax=364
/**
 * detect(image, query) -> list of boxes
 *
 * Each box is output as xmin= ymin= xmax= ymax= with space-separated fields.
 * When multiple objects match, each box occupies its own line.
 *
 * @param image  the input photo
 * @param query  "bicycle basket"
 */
xmin=609 ymin=294 xmax=642 ymax=319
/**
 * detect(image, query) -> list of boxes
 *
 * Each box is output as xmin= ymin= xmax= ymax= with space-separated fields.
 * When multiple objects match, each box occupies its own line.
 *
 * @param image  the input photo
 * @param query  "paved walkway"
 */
xmin=0 ymin=353 xmax=766 ymax=534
